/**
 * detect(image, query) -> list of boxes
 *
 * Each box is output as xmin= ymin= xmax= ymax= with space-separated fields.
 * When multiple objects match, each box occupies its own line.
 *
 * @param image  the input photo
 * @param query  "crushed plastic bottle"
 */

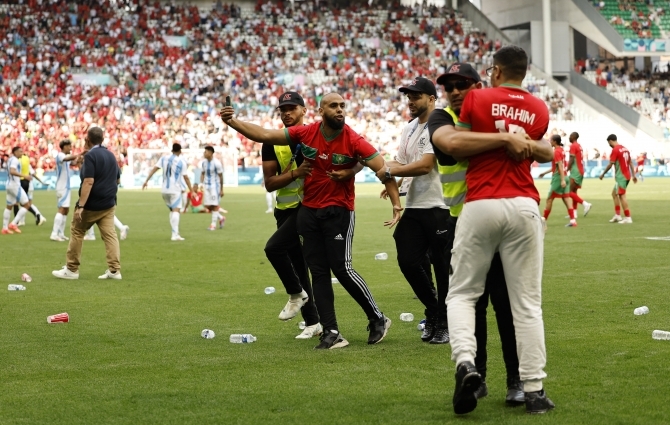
xmin=230 ymin=334 xmax=257 ymax=343
xmin=417 ymin=319 xmax=426 ymax=331
xmin=375 ymin=253 xmax=388 ymax=260
xmin=298 ymin=321 xmax=306 ymax=330
xmin=652 ymin=330 xmax=670 ymax=340
xmin=633 ymin=306 xmax=649 ymax=315
xmin=264 ymin=287 xmax=276 ymax=294
xmin=400 ymin=313 xmax=414 ymax=322
xmin=201 ymin=329 xmax=216 ymax=339
xmin=8 ymin=284 xmax=26 ymax=291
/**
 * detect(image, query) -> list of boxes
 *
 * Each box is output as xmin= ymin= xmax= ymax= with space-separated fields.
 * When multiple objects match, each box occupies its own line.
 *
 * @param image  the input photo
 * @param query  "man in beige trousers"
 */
xmin=53 ymin=126 xmax=122 ymax=280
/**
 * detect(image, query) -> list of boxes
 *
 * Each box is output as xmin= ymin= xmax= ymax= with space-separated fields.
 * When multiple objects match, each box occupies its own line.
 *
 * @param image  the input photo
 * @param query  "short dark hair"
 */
xmin=12 ymin=146 xmax=21 ymax=154
xmin=59 ymin=139 xmax=72 ymax=149
xmin=204 ymin=146 xmax=215 ymax=153
xmin=551 ymin=134 xmax=562 ymax=145
xmin=492 ymin=45 xmax=528 ymax=80
xmin=172 ymin=143 xmax=182 ymax=153
xmin=87 ymin=126 xmax=104 ymax=145
xmin=607 ymin=134 xmax=617 ymax=141
xmin=570 ymin=132 xmax=579 ymax=141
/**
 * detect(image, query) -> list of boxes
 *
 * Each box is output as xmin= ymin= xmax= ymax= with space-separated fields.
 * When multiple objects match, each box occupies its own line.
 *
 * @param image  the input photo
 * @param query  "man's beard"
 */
xmin=411 ymin=105 xmax=427 ymax=119
xmin=324 ymin=114 xmax=345 ymax=130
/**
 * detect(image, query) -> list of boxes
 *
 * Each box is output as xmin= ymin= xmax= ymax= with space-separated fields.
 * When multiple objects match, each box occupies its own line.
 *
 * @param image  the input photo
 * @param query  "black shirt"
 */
xmin=261 ymin=144 xmax=304 ymax=172
xmin=79 ymin=145 xmax=120 ymax=211
xmin=427 ymin=109 xmax=458 ymax=166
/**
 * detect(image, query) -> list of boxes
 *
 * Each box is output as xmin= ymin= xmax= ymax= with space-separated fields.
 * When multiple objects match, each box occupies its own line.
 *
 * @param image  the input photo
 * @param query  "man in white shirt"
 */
xmin=200 ymin=146 xmax=225 ymax=231
xmin=3 ymin=147 xmax=33 ymax=234
xmin=142 ymin=143 xmax=193 ymax=241
xmin=50 ymin=140 xmax=79 ymax=241
xmin=375 ymin=77 xmax=451 ymax=344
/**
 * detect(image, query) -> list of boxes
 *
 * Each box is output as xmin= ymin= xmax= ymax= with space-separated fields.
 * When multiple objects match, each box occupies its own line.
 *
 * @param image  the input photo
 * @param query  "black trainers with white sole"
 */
xmin=367 ymin=314 xmax=391 ymax=344
xmin=314 ymin=330 xmax=349 ymax=350
xmin=525 ymin=389 xmax=555 ymax=414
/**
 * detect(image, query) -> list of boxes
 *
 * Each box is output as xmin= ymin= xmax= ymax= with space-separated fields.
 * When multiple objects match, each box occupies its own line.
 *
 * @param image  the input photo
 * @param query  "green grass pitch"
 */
xmin=1 ymin=178 xmax=669 ymax=424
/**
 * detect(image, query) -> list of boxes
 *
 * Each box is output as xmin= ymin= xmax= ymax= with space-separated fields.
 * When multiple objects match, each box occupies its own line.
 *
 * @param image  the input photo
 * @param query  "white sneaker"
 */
xmin=583 ymin=201 xmax=592 ymax=217
xmin=619 ymin=217 xmax=633 ymax=224
xmin=98 ymin=269 xmax=122 ymax=280
xmin=609 ymin=215 xmax=622 ymax=223
xmin=84 ymin=234 xmax=96 ymax=241
xmin=265 ymin=208 xmax=273 ymax=214
xmin=120 ymin=225 xmax=129 ymax=240
xmin=52 ymin=266 xmax=79 ymax=280
xmin=38 ymin=215 xmax=47 ymax=226
xmin=50 ymin=234 xmax=65 ymax=242
xmin=60 ymin=234 xmax=69 ymax=241
xmin=278 ymin=291 xmax=309 ymax=321
xmin=207 ymin=224 xmax=216 ymax=231
xmin=18 ymin=220 xmax=25 ymax=227
xmin=296 ymin=323 xmax=323 ymax=339
xmin=171 ymin=235 xmax=185 ymax=241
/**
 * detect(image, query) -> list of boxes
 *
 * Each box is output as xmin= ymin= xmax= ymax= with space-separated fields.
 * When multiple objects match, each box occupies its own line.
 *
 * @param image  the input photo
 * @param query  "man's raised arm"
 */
xmin=219 ymin=106 xmax=290 ymax=146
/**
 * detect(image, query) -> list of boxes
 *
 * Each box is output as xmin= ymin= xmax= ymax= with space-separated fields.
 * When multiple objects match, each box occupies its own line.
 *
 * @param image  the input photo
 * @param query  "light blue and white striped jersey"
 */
xmin=157 ymin=154 xmax=188 ymax=194
xmin=55 ymin=152 xmax=71 ymax=191
xmin=200 ymin=158 xmax=223 ymax=190
xmin=7 ymin=156 xmax=21 ymax=185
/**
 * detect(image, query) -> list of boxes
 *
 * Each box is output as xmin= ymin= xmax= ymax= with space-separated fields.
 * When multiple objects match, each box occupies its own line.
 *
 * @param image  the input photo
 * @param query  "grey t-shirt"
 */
xmin=396 ymin=118 xmax=447 ymax=210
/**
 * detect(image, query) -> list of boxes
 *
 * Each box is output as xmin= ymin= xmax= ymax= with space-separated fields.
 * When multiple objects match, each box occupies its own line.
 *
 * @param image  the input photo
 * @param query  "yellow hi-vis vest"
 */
xmin=274 ymin=145 xmax=304 ymax=210
xmin=437 ymin=107 xmax=468 ymax=217
xmin=19 ymin=155 xmax=30 ymax=180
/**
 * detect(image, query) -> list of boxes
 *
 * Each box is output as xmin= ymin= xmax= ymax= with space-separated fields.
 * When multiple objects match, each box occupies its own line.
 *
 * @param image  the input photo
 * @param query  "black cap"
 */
xmin=436 ymin=63 xmax=481 ymax=85
xmin=277 ymin=92 xmax=305 ymax=108
xmin=399 ymin=77 xmax=437 ymax=97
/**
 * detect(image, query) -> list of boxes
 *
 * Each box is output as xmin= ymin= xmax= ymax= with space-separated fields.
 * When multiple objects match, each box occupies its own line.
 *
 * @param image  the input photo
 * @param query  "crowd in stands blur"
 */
xmin=0 ymin=0 xmax=661 ymax=176
xmin=593 ymin=0 xmax=668 ymax=39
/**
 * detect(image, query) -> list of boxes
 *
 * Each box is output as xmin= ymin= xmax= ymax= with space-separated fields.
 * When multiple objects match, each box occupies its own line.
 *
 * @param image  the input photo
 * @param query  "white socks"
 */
xmin=3 ymin=209 xmax=10 ymax=229
xmin=114 ymin=216 xmax=124 ymax=231
xmin=211 ymin=210 xmax=220 ymax=226
xmin=266 ymin=192 xmax=274 ymax=210
xmin=31 ymin=204 xmax=41 ymax=217
xmin=60 ymin=214 xmax=67 ymax=235
xmin=169 ymin=211 xmax=180 ymax=236
xmin=12 ymin=207 xmax=27 ymax=225
xmin=52 ymin=213 xmax=64 ymax=236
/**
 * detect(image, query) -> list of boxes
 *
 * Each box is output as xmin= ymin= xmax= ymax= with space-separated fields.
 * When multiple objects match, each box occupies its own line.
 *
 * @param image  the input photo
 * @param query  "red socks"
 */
xmin=570 ymin=192 xmax=584 ymax=205
xmin=569 ymin=209 xmax=576 ymax=220
xmin=615 ymin=206 xmax=621 ymax=215
xmin=624 ymin=209 xmax=631 ymax=217
xmin=543 ymin=209 xmax=550 ymax=220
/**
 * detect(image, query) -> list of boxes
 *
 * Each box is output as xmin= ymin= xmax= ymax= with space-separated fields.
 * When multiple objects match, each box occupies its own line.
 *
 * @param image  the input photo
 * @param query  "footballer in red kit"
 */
xmin=434 ymin=46 xmax=556 ymax=415
xmin=566 ymin=132 xmax=592 ymax=216
xmin=599 ymin=134 xmax=637 ymax=223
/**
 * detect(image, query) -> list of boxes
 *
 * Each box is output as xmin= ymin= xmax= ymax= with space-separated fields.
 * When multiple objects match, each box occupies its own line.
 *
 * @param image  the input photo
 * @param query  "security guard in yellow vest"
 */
xmin=429 ymin=64 xmax=524 ymax=405
xmin=261 ymin=92 xmax=362 ymax=340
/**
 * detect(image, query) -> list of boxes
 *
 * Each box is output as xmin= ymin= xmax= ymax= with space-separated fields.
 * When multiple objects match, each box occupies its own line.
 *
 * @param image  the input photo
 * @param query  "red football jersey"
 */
xmin=286 ymin=122 xmax=379 ymax=210
xmin=569 ymin=141 xmax=585 ymax=175
xmin=457 ymin=84 xmax=550 ymax=203
xmin=188 ymin=191 xmax=203 ymax=207
xmin=611 ymin=144 xmax=632 ymax=180
xmin=551 ymin=147 xmax=564 ymax=174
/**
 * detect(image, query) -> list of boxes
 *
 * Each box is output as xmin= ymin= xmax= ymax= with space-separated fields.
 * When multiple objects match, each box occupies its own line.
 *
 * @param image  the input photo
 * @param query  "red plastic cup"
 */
xmin=47 ymin=313 xmax=69 ymax=323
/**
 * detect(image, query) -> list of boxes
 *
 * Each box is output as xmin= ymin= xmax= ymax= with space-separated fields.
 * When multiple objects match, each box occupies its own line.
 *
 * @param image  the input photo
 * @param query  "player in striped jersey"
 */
xmin=200 ymin=146 xmax=226 ymax=230
xmin=142 ymin=143 xmax=193 ymax=240
xmin=3 ymin=147 xmax=33 ymax=234
xmin=50 ymin=140 xmax=79 ymax=241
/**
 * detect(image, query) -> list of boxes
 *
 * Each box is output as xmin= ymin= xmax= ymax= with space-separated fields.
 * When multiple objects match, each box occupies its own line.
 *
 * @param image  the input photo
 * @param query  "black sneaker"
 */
xmin=505 ymin=376 xmax=525 ymax=406
xmin=35 ymin=213 xmax=41 ymax=225
xmin=525 ymin=389 xmax=555 ymax=414
xmin=452 ymin=361 xmax=482 ymax=415
xmin=429 ymin=327 xmax=449 ymax=344
xmin=314 ymin=330 xmax=349 ymax=350
xmin=421 ymin=318 xmax=436 ymax=342
xmin=473 ymin=380 xmax=488 ymax=400
xmin=367 ymin=314 xmax=391 ymax=344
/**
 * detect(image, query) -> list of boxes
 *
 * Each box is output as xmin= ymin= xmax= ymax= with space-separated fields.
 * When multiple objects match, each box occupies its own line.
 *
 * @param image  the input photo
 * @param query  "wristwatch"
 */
xmin=384 ymin=167 xmax=392 ymax=180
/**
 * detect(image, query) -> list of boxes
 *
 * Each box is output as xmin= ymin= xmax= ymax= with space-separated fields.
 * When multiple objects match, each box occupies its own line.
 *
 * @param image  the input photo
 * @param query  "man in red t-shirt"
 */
xmin=566 ymin=132 xmax=592 ymax=216
xmin=599 ymin=134 xmax=637 ymax=223
xmin=184 ymin=184 xmax=207 ymax=213
xmin=432 ymin=46 xmax=555 ymax=415
xmin=220 ymin=92 xmax=402 ymax=350
xmin=538 ymin=135 xmax=577 ymax=227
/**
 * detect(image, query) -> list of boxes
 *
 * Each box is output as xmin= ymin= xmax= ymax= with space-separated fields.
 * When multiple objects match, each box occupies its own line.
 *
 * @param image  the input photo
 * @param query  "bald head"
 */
xmin=319 ymin=93 xmax=346 ymax=131
xmin=87 ymin=126 xmax=104 ymax=145
xmin=320 ymin=92 xmax=344 ymax=108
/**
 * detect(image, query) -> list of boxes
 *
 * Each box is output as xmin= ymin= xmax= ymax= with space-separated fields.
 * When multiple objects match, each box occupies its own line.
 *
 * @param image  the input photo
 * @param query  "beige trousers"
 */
xmin=66 ymin=207 xmax=120 ymax=273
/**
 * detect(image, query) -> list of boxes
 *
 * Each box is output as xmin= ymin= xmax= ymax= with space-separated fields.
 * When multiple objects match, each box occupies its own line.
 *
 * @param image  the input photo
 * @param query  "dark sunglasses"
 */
xmin=443 ymin=80 xmax=475 ymax=92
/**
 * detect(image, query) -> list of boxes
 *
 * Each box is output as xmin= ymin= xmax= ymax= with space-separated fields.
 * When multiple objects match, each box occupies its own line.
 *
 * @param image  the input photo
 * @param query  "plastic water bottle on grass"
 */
xmin=8 ymin=284 xmax=26 ymax=291
xmin=634 ymin=306 xmax=649 ymax=315
xmin=417 ymin=319 xmax=426 ymax=331
xmin=264 ymin=287 xmax=276 ymax=294
xmin=298 ymin=321 xmax=306 ymax=330
xmin=230 ymin=334 xmax=257 ymax=343
xmin=375 ymin=253 xmax=388 ymax=260
xmin=400 ymin=313 xmax=414 ymax=322
xmin=652 ymin=330 xmax=670 ymax=340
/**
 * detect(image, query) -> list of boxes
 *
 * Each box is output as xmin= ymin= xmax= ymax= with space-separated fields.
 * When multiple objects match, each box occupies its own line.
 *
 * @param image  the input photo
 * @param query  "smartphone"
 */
xmin=225 ymin=96 xmax=231 ymax=106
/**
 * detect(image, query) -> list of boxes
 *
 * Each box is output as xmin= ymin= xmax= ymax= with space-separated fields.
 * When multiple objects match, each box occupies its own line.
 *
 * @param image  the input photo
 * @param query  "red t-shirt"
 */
xmin=285 ymin=122 xmax=379 ymax=210
xmin=457 ymin=85 xmax=550 ymax=203
xmin=569 ymin=141 xmax=584 ymax=175
xmin=611 ymin=144 xmax=632 ymax=180
xmin=551 ymin=146 xmax=564 ymax=174
xmin=188 ymin=192 xmax=203 ymax=207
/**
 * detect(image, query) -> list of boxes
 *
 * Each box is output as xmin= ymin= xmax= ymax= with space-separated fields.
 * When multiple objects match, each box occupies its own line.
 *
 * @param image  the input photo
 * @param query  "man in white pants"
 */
xmin=3 ymin=147 xmax=33 ymax=234
xmin=142 ymin=143 xmax=193 ymax=240
xmin=51 ymin=140 xmax=79 ymax=241
xmin=200 ymin=146 xmax=225 ymax=230
xmin=432 ymin=46 xmax=555 ymax=415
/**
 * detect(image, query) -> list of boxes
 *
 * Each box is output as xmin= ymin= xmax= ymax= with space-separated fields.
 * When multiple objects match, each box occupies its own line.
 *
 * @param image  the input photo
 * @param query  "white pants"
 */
xmin=446 ymin=197 xmax=547 ymax=392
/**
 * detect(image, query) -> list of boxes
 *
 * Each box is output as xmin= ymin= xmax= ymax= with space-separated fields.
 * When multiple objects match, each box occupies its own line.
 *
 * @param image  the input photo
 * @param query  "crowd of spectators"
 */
xmin=594 ymin=0 xmax=667 ymax=39
xmin=0 ymin=0 xmax=586 ymax=175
